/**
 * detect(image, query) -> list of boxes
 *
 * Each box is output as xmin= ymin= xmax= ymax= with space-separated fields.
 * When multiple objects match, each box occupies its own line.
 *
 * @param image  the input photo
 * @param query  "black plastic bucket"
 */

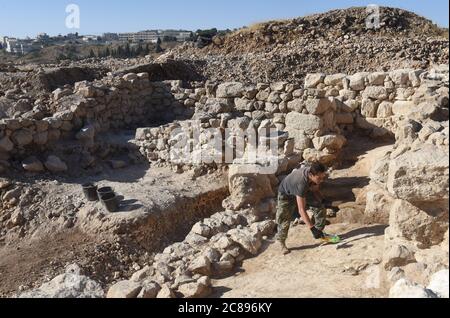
xmin=100 ymin=192 xmax=119 ymax=212
xmin=97 ymin=186 xmax=114 ymax=198
xmin=82 ymin=183 xmax=98 ymax=201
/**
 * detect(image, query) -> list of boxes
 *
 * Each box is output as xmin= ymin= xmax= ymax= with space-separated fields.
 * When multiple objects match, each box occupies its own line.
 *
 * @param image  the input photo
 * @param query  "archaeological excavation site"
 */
xmin=0 ymin=7 xmax=449 ymax=299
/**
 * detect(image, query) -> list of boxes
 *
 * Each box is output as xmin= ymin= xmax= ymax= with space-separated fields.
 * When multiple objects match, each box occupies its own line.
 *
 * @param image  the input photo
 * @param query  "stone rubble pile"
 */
xmin=169 ymin=7 xmax=448 ymax=83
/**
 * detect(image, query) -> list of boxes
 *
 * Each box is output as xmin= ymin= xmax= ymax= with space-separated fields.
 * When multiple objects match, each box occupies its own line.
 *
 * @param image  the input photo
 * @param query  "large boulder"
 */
xmin=389 ymin=199 xmax=448 ymax=248
xmin=137 ymin=281 xmax=161 ymax=298
xmin=304 ymin=73 xmax=325 ymax=88
xmin=361 ymin=99 xmax=379 ymax=118
xmin=386 ymin=144 xmax=449 ymax=203
xmin=287 ymin=99 xmax=304 ymax=112
xmin=222 ymin=164 xmax=274 ymax=211
xmin=427 ymin=270 xmax=449 ymax=298
xmin=19 ymin=265 xmax=104 ymax=298
xmin=367 ymin=72 xmax=387 ymax=86
xmin=216 ymin=82 xmax=245 ymax=98
xmin=195 ymin=98 xmax=233 ymax=118
xmin=227 ymin=228 xmax=262 ymax=256
xmin=188 ymin=255 xmax=212 ymax=276
xmin=324 ymin=73 xmax=346 ymax=87
xmin=107 ymin=280 xmax=142 ymax=298
xmin=389 ymin=69 xmax=411 ymax=86
xmin=286 ymin=129 xmax=312 ymax=151
xmin=389 ymin=279 xmax=437 ymax=298
xmin=312 ymin=134 xmax=346 ymax=152
xmin=364 ymin=188 xmax=394 ymax=224
xmin=156 ymin=285 xmax=176 ymax=298
xmin=362 ymin=86 xmax=388 ymax=100
xmin=348 ymin=72 xmax=369 ymax=91
xmin=285 ymin=112 xmax=323 ymax=136
xmin=392 ymin=101 xmax=415 ymax=116
xmin=302 ymin=148 xmax=337 ymax=166
xmin=305 ymin=98 xmax=331 ymax=115
xmin=45 ymin=155 xmax=68 ymax=173
xmin=11 ymin=129 xmax=33 ymax=146
xmin=0 ymin=136 xmax=14 ymax=152
xmin=178 ymin=277 xmax=212 ymax=298
xmin=22 ymin=156 xmax=45 ymax=172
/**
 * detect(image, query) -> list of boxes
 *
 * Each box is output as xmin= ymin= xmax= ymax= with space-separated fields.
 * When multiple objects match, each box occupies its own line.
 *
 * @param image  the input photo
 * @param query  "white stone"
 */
xmin=362 ymin=86 xmax=388 ymax=100
xmin=44 ymin=156 xmax=68 ymax=173
xmin=19 ymin=273 xmax=104 ymax=298
xmin=324 ymin=74 xmax=346 ymax=87
xmin=107 ymin=280 xmax=142 ymax=298
xmin=304 ymin=73 xmax=325 ymax=88
xmin=427 ymin=270 xmax=449 ymax=298
xmin=389 ymin=279 xmax=436 ymax=298
xmin=216 ymin=82 xmax=245 ymax=98
xmin=285 ymin=112 xmax=323 ymax=135
xmin=386 ymin=144 xmax=449 ymax=203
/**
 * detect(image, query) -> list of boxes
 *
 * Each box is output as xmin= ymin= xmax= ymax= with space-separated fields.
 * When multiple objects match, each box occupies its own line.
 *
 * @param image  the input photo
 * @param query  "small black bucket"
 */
xmin=97 ymin=186 xmax=114 ymax=198
xmin=100 ymin=192 xmax=119 ymax=212
xmin=82 ymin=183 xmax=98 ymax=201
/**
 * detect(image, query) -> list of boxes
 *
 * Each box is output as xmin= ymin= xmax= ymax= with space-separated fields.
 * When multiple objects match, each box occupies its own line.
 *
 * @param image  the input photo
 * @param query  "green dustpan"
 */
xmin=321 ymin=235 xmax=341 ymax=244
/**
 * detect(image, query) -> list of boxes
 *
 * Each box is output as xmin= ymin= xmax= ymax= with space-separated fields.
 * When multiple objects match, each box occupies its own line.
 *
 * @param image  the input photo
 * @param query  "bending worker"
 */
xmin=276 ymin=162 xmax=332 ymax=255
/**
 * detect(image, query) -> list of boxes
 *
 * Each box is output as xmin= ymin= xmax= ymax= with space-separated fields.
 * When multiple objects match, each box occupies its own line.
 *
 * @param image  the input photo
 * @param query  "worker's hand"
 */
xmin=310 ymin=227 xmax=324 ymax=239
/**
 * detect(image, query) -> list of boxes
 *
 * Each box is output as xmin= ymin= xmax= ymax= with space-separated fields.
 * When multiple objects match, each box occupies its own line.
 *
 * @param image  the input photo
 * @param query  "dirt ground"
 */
xmin=0 ymin=163 xmax=227 ymax=297
xmin=0 ymin=229 xmax=98 ymax=296
xmin=212 ymin=223 xmax=389 ymax=298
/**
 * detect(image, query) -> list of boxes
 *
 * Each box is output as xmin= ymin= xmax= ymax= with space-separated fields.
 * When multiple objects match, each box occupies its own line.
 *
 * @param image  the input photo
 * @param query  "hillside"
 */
xmin=167 ymin=7 xmax=449 ymax=83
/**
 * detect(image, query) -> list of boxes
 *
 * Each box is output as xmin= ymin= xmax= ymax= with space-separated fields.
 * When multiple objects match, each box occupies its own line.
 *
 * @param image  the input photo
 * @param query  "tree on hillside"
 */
xmin=125 ymin=43 xmax=131 ymax=57
xmin=155 ymin=42 xmax=163 ymax=53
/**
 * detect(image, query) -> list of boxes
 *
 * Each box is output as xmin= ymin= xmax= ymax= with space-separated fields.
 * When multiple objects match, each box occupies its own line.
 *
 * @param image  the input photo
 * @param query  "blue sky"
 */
xmin=0 ymin=0 xmax=448 ymax=38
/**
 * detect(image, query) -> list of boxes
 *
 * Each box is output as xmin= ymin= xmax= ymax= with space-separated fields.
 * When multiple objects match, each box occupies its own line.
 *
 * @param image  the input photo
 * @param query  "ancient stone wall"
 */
xmin=3 ymin=66 xmax=446 ymax=174
xmin=135 ymin=67 xmax=449 ymax=172
xmin=0 ymin=73 xmax=197 ymax=168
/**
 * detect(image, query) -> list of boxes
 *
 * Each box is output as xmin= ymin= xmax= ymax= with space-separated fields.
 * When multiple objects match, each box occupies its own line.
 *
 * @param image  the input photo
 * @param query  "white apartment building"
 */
xmin=118 ymin=30 xmax=192 ymax=43
xmin=3 ymin=37 xmax=41 ymax=55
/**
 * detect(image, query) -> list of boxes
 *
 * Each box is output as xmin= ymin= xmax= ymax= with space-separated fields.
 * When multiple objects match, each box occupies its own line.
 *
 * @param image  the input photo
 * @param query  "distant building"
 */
xmin=36 ymin=33 xmax=50 ymax=42
xmin=102 ymin=33 xmax=119 ymax=41
xmin=161 ymin=30 xmax=192 ymax=42
xmin=82 ymin=35 xmax=100 ymax=42
xmin=3 ymin=37 xmax=41 ymax=55
xmin=67 ymin=33 xmax=80 ymax=39
xmin=118 ymin=32 xmax=135 ymax=42
xmin=118 ymin=29 xmax=192 ymax=43
xmin=4 ymin=38 xmax=21 ymax=53
xmin=134 ymin=30 xmax=159 ymax=42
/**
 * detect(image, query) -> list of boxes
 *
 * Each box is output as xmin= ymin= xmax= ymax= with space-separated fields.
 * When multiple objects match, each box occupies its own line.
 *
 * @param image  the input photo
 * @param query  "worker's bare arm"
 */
xmin=296 ymin=196 xmax=313 ymax=229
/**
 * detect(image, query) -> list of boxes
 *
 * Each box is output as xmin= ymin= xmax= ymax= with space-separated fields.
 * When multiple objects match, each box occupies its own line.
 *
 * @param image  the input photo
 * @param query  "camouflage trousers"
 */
xmin=275 ymin=192 xmax=327 ymax=244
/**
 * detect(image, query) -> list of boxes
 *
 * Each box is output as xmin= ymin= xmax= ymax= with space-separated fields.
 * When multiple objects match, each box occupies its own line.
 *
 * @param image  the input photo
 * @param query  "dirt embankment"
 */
xmin=168 ymin=7 xmax=449 ymax=83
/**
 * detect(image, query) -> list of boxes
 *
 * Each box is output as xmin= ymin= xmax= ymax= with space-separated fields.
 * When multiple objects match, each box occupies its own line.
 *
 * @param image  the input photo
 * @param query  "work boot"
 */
xmin=277 ymin=241 xmax=291 ymax=255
